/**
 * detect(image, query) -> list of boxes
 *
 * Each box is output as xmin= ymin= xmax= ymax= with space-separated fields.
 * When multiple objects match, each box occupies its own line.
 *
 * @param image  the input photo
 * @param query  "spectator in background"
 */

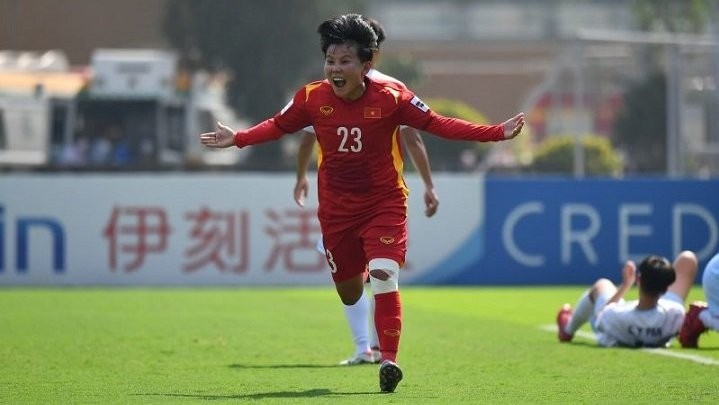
xmin=557 ymin=251 xmax=698 ymax=348
xmin=292 ymin=16 xmax=439 ymax=367
xmin=679 ymin=251 xmax=719 ymax=348
xmin=89 ymin=130 xmax=112 ymax=166
xmin=200 ymin=13 xmax=524 ymax=392
xmin=106 ymin=125 xmax=133 ymax=167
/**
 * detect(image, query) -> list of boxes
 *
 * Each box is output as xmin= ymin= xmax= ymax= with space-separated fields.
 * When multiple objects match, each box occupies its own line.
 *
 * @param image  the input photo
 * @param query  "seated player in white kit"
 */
xmin=557 ymin=251 xmax=697 ymax=347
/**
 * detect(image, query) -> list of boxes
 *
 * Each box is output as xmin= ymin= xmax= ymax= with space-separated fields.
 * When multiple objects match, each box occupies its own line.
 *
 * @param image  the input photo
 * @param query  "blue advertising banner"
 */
xmin=416 ymin=178 xmax=719 ymax=285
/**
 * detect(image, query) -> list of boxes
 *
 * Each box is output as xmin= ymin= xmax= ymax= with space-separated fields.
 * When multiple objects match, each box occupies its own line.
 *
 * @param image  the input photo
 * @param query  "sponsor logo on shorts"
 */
xmin=380 ymin=236 xmax=395 ymax=244
xmin=383 ymin=329 xmax=401 ymax=337
xmin=320 ymin=106 xmax=334 ymax=116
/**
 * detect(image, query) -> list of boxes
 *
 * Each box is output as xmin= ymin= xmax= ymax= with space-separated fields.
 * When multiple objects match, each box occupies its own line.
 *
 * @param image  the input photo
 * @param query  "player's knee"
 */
xmin=340 ymin=292 xmax=362 ymax=306
xmin=368 ymin=258 xmax=400 ymax=295
xmin=675 ymin=250 xmax=698 ymax=273
xmin=591 ymin=278 xmax=614 ymax=296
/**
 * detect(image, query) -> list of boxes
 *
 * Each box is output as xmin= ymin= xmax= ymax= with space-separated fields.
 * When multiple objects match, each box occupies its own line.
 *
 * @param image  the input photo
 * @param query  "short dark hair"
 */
xmin=638 ymin=255 xmax=676 ymax=296
xmin=364 ymin=17 xmax=386 ymax=46
xmin=317 ymin=14 xmax=378 ymax=62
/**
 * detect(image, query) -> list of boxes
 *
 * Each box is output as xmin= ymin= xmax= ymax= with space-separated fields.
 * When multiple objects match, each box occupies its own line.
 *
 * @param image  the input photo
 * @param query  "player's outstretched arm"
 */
xmin=294 ymin=131 xmax=316 ymax=207
xmin=200 ymin=122 xmax=236 ymax=148
xmin=502 ymin=113 xmax=525 ymax=140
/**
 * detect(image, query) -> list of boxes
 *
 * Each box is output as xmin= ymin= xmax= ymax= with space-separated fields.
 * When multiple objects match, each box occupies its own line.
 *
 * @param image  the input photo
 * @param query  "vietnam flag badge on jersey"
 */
xmin=364 ymin=106 xmax=381 ymax=119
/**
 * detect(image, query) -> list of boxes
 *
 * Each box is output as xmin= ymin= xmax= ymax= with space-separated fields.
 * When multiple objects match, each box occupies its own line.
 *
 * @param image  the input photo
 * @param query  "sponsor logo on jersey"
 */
xmin=320 ymin=105 xmax=334 ymax=116
xmin=383 ymin=329 xmax=401 ymax=337
xmin=410 ymin=96 xmax=429 ymax=113
xmin=364 ymin=106 xmax=381 ymax=119
xmin=380 ymin=236 xmax=395 ymax=244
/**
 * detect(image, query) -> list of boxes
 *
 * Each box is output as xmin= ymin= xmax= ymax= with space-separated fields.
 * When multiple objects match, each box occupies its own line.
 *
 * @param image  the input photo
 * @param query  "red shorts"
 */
xmin=321 ymin=212 xmax=407 ymax=283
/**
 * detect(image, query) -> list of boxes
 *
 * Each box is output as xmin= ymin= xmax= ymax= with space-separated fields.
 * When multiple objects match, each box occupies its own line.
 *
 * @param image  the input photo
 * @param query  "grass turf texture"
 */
xmin=1 ymin=287 xmax=717 ymax=403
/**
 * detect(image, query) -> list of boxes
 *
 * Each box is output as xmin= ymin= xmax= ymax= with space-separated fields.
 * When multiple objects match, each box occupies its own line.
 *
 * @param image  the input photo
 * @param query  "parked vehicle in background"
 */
xmin=0 ymin=49 xmax=245 ymax=171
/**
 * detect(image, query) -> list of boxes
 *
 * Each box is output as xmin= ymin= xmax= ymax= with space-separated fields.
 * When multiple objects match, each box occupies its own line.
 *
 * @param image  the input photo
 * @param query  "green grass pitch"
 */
xmin=1 ymin=286 xmax=717 ymax=403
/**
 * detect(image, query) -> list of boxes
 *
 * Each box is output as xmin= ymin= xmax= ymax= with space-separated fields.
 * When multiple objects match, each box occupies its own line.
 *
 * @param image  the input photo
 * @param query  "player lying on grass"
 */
xmin=557 ymin=251 xmax=697 ymax=347
xmin=679 ymin=251 xmax=719 ymax=348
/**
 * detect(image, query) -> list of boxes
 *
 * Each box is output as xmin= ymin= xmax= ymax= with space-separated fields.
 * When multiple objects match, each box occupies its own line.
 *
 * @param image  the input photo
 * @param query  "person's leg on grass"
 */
xmin=326 ymin=232 xmax=377 ymax=364
xmin=339 ymin=291 xmax=376 ymax=365
xmin=680 ymin=252 xmax=717 ymax=347
xmin=700 ymin=253 xmax=719 ymax=330
xmin=665 ymin=250 xmax=698 ymax=303
xmin=369 ymin=258 xmax=403 ymax=393
xmin=559 ymin=277 xmax=619 ymax=342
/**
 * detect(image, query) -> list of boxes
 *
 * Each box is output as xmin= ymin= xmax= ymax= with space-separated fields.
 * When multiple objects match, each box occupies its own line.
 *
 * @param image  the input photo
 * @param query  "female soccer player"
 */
xmin=292 ymin=17 xmax=439 ymax=367
xmin=201 ymin=13 xmax=524 ymax=393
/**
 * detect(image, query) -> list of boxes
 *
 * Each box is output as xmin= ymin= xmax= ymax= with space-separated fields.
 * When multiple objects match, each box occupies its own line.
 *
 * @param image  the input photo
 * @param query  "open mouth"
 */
xmin=332 ymin=77 xmax=346 ymax=88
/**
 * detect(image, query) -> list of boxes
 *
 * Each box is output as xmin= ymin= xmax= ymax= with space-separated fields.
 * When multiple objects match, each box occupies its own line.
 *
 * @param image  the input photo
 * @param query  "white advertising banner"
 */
xmin=0 ymin=174 xmax=482 ymax=285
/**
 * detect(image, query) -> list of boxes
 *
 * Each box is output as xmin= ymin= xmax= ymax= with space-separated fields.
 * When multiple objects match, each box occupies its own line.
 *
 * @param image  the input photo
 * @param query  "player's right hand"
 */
xmin=200 ymin=122 xmax=236 ymax=148
xmin=424 ymin=187 xmax=439 ymax=217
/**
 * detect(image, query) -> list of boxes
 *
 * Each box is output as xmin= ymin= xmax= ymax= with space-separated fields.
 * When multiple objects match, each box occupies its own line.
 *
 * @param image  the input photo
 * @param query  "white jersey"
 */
xmin=302 ymin=69 xmax=407 ymax=134
xmin=594 ymin=298 xmax=685 ymax=347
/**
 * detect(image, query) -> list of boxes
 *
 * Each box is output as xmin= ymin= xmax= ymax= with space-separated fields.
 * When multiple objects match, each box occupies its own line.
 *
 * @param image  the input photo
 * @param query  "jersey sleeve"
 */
xmin=397 ymin=91 xmax=505 ymax=142
xmin=233 ymin=87 xmax=312 ymax=148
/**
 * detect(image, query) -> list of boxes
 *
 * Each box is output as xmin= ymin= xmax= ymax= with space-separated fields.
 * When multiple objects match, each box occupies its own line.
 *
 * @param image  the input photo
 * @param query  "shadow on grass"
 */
xmin=135 ymin=389 xmax=380 ymax=400
xmin=228 ymin=363 xmax=342 ymax=369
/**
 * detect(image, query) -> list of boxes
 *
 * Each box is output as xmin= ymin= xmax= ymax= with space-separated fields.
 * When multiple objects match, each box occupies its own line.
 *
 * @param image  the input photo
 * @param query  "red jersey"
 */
xmin=234 ymin=77 xmax=505 ymax=234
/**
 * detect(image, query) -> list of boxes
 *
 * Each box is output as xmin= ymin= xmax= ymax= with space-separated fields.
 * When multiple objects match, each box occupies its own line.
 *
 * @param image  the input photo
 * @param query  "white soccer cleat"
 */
xmin=339 ymin=351 xmax=380 ymax=366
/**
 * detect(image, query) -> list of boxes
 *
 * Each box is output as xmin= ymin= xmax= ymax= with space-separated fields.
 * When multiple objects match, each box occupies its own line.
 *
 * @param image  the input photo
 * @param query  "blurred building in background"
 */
xmin=1 ymin=0 xmax=717 ymax=176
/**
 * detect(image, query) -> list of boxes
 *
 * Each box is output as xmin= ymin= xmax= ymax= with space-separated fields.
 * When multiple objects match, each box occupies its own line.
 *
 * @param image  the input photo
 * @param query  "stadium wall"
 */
xmin=1 ymin=174 xmax=717 ymax=286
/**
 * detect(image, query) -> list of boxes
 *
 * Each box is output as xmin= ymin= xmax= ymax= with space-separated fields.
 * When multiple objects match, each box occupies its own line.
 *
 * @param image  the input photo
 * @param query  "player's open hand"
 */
xmin=621 ymin=260 xmax=637 ymax=287
xmin=200 ymin=122 xmax=235 ymax=148
xmin=294 ymin=176 xmax=310 ymax=207
xmin=502 ymin=113 xmax=525 ymax=140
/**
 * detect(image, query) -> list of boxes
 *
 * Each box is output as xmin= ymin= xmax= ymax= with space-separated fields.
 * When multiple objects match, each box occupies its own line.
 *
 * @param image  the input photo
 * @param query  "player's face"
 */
xmin=324 ymin=43 xmax=371 ymax=101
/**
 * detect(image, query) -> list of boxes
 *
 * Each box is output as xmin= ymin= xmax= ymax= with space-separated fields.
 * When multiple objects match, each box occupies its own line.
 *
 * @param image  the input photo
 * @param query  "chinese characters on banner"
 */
xmin=103 ymin=205 xmax=325 ymax=274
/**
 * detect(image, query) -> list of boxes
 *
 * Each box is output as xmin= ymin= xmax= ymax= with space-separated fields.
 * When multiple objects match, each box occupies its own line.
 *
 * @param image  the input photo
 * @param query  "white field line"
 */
xmin=539 ymin=324 xmax=719 ymax=366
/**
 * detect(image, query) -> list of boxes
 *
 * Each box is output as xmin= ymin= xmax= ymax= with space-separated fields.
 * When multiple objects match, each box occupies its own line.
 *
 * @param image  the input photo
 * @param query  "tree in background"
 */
xmin=163 ymin=0 xmax=362 ymax=170
xmin=376 ymin=54 xmax=424 ymax=88
xmin=419 ymin=98 xmax=492 ymax=171
xmin=528 ymin=135 xmax=622 ymax=177
xmin=613 ymin=0 xmax=711 ymax=174
xmin=613 ymin=72 xmax=666 ymax=173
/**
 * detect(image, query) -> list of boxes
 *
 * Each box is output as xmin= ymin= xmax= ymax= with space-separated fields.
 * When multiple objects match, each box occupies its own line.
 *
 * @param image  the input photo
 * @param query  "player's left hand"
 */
xmin=621 ymin=260 xmax=637 ymax=287
xmin=502 ymin=113 xmax=525 ymax=139
xmin=200 ymin=122 xmax=236 ymax=148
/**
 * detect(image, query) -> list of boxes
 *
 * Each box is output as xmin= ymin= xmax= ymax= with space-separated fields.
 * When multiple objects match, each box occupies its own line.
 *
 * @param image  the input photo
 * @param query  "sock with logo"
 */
xmin=373 ymin=291 xmax=402 ymax=362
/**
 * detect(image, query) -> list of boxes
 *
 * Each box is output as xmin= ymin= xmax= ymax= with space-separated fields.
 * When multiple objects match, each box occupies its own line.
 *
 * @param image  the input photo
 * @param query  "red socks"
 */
xmin=373 ymin=291 xmax=402 ymax=362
